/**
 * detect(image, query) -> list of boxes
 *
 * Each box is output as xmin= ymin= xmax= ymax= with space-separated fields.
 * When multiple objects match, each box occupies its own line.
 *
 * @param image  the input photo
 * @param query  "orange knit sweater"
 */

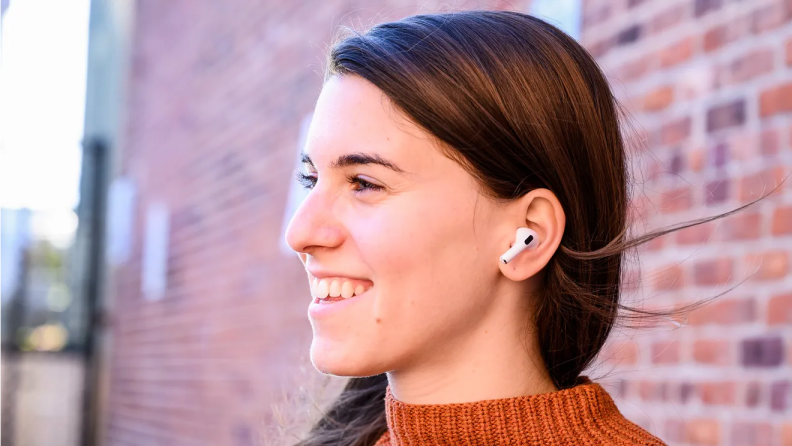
xmin=374 ymin=376 xmax=666 ymax=445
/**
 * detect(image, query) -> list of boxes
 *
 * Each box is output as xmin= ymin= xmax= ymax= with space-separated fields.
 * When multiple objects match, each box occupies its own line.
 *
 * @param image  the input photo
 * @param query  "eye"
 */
xmin=346 ymin=174 xmax=384 ymax=193
xmin=295 ymin=171 xmax=316 ymax=189
xmin=293 ymin=171 xmax=384 ymax=194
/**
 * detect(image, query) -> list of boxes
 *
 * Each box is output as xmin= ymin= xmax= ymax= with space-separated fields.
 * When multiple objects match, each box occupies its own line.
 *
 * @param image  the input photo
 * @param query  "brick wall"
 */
xmin=108 ymin=0 xmax=791 ymax=445
xmin=105 ymin=1 xmax=529 ymax=445
xmin=582 ymin=0 xmax=792 ymax=445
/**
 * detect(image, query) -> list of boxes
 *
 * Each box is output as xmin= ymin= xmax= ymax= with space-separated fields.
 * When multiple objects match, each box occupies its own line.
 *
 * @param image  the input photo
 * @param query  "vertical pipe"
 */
xmin=79 ymin=137 xmax=108 ymax=446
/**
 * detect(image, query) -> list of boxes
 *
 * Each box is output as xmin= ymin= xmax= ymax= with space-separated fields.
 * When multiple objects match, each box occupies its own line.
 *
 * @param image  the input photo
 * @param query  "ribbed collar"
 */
xmin=378 ymin=376 xmax=665 ymax=445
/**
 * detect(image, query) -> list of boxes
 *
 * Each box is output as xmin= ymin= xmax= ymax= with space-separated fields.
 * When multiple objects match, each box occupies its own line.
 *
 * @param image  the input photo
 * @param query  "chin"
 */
xmin=309 ymin=337 xmax=384 ymax=377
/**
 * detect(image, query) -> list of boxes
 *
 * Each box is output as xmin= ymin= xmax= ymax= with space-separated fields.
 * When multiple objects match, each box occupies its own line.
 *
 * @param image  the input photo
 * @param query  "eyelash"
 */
xmin=294 ymin=171 xmax=384 ymax=193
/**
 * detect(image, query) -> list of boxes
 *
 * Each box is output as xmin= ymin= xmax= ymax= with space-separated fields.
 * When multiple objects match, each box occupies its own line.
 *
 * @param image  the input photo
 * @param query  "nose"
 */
xmin=284 ymin=188 xmax=345 ymax=258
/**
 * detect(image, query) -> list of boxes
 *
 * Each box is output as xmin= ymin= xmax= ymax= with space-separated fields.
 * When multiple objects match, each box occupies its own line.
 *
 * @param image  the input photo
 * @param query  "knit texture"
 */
xmin=373 ymin=376 xmax=667 ymax=445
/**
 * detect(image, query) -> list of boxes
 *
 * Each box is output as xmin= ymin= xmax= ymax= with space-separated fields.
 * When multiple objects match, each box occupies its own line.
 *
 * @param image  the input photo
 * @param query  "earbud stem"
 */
xmin=500 ymin=228 xmax=538 ymax=264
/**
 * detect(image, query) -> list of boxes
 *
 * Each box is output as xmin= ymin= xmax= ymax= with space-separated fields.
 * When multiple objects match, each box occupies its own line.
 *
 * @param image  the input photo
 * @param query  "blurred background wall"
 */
xmin=0 ymin=0 xmax=790 ymax=445
xmin=583 ymin=1 xmax=792 ymax=445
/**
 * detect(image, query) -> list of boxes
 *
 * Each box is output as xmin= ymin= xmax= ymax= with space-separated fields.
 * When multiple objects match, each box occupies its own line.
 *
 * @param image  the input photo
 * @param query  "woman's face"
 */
xmin=285 ymin=75 xmax=512 ymax=377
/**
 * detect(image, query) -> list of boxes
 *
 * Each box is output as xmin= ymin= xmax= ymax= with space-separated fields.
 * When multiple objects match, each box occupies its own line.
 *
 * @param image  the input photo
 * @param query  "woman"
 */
xmin=284 ymin=10 xmax=774 ymax=446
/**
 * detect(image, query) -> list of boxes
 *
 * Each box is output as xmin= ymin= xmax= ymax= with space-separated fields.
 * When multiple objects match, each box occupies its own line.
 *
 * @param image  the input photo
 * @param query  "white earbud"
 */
xmin=500 ymin=227 xmax=539 ymax=264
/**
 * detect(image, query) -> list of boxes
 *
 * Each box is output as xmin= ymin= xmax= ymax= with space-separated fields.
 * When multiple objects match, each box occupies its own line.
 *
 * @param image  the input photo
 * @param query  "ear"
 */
xmin=498 ymin=188 xmax=566 ymax=282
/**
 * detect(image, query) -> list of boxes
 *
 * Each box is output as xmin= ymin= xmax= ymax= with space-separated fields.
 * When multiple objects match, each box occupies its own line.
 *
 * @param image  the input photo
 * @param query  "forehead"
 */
xmin=304 ymin=75 xmax=436 ymax=169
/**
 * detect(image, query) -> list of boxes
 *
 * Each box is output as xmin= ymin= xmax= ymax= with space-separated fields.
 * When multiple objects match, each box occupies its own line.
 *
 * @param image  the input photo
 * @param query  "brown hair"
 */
xmin=290 ymin=9 xmax=783 ymax=446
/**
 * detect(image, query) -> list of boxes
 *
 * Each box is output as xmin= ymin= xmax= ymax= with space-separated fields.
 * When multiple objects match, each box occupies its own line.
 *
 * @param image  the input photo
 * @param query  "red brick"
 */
xmin=704 ymin=179 xmax=731 ymax=206
xmin=588 ymin=37 xmax=614 ymax=58
xmin=661 ymin=116 xmax=692 ymax=145
xmin=661 ymin=186 xmax=693 ymax=213
xmin=651 ymin=264 xmax=684 ymax=290
xmin=644 ymin=235 xmax=666 ymax=251
xmin=759 ymin=82 xmax=792 ymax=117
xmin=694 ymin=258 xmax=733 ymax=285
xmin=666 ymin=419 xmax=689 ymax=442
xmin=703 ymin=26 xmax=723 ymax=52
xmin=670 ymin=150 xmax=685 ymax=174
xmin=614 ymin=55 xmax=651 ymax=82
xmin=627 ymin=0 xmax=650 ymax=9
xmin=698 ymin=381 xmax=736 ymax=405
xmin=616 ymin=24 xmax=642 ymax=46
xmin=638 ymin=381 xmax=665 ymax=400
xmin=742 ymin=336 xmax=785 ymax=367
xmin=771 ymin=380 xmax=791 ymax=411
xmin=650 ymin=5 xmax=686 ymax=34
xmin=771 ymin=205 xmax=792 ymax=235
xmin=723 ymin=212 xmax=762 ymax=240
xmin=739 ymin=167 xmax=787 ymax=202
xmin=694 ymin=0 xmax=722 ymax=17
xmin=731 ymin=422 xmax=772 ymax=446
xmin=688 ymin=418 xmax=720 ymax=445
xmin=745 ymin=250 xmax=789 ymax=281
xmin=789 ymin=341 xmax=792 ymax=366
xmin=768 ymin=292 xmax=792 ymax=325
xmin=783 ymin=423 xmax=792 ymax=446
xmin=688 ymin=297 xmax=755 ymax=325
xmin=728 ymin=131 xmax=756 ymax=160
xmin=600 ymin=340 xmax=640 ymax=365
xmin=659 ymin=36 xmax=696 ymax=68
xmin=666 ymin=417 xmax=723 ymax=443
xmin=703 ymin=21 xmax=744 ymax=52
xmin=582 ymin=4 xmax=611 ymax=28
xmin=750 ymin=0 xmax=791 ymax=34
xmin=710 ymin=142 xmax=728 ymax=167
xmin=706 ymin=99 xmax=746 ymax=133
xmin=676 ymin=221 xmax=716 ymax=244
xmin=760 ymin=127 xmax=780 ymax=155
xmin=679 ymin=382 xmax=695 ymax=403
xmin=787 ymin=39 xmax=792 ymax=65
xmin=651 ymin=340 xmax=681 ymax=364
xmin=693 ymin=339 xmax=731 ymax=365
xmin=689 ymin=148 xmax=706 ymax=172
xmin=643 ymin=85 xmax=674 ymax=112
xmin=727 ymin=48 xmax=775 ymax=84
xmin=745 ymin=381 xmax=762 ymax=407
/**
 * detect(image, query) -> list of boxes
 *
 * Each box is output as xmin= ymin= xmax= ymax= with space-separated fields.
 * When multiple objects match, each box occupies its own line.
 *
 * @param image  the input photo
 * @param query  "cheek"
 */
xmin=349 ymin=199 xmax=447 ymax=281
xmin=348 ymin=196 xmax=488 ymax=320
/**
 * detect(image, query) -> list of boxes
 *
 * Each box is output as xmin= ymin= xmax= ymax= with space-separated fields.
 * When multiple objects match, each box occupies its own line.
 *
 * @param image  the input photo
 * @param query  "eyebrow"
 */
xmin=300 ymin=151 xmax=406 ymax=173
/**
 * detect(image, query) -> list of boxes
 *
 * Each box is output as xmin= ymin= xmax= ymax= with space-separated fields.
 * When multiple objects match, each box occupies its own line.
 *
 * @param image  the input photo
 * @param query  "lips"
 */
xmin=308 ymin=285 xmax=371 ymax=319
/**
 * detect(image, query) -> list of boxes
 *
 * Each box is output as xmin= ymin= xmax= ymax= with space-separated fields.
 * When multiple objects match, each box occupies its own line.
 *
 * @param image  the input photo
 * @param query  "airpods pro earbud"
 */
xmin=500 ymin=227 xmax=539 ymax=264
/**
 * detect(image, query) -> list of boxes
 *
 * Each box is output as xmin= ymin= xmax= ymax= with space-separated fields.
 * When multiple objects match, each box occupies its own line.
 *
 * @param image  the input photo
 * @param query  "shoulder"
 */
xmin=601 ymin=420 xmax=668 ymax=445
xmin=595 ymin=401 xmax=668 ymax=445
xmin=575 ymin=380 xmax=668 ymax=445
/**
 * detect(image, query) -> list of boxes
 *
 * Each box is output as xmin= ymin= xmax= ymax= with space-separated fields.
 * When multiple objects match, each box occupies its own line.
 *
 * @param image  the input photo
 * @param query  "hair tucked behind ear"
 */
xmin=291 ymin=10 xmax=785 ymax=446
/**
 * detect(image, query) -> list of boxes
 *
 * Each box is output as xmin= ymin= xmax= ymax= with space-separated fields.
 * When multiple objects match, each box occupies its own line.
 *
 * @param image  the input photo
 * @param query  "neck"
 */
xmin=385 ymin=287 xmax=556 ymax=405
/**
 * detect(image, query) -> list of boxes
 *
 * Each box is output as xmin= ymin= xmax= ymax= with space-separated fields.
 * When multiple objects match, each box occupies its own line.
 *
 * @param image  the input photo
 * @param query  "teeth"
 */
xmin=312 ymin=278 xmax=372 ymax=300
xmin=329 ymin=280 xmax=341 ymax=297
xmin=341 ymin=281 xmax=354 ymax=299
xmin=317 ymin=279 xmax=329 ymax=299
